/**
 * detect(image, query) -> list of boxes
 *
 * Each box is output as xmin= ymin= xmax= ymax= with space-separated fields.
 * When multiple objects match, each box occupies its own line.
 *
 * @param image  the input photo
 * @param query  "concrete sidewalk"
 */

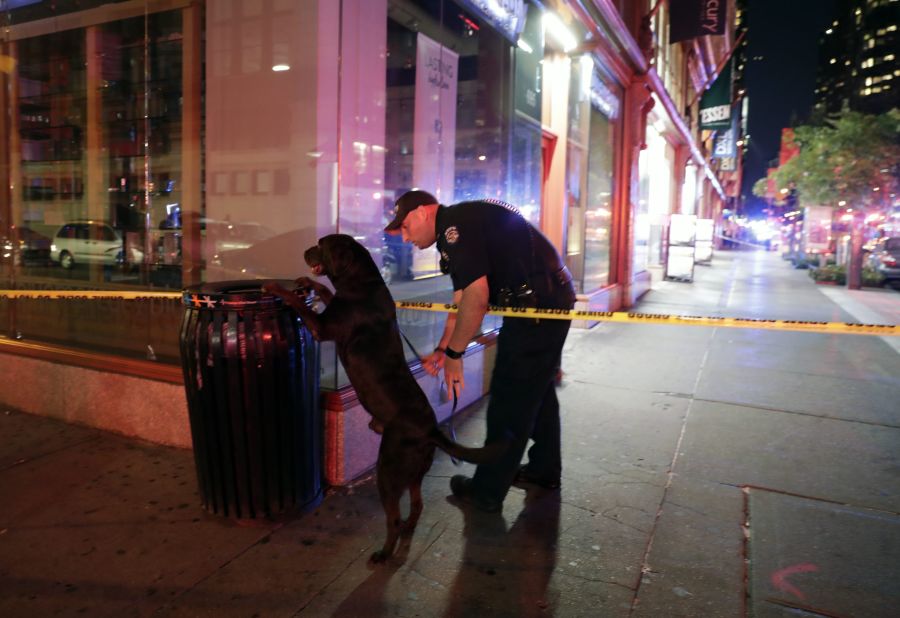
xmin=2 ymin=250 xmax=899 ymax=617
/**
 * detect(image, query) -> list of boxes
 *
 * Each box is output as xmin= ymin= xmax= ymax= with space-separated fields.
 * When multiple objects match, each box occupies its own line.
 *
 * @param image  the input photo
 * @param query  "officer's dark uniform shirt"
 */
xmin=434 ymin=200 xmax=570 ymax=307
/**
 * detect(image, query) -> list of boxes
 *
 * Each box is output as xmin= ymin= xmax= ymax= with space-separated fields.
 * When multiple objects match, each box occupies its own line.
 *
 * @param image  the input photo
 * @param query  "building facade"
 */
xmin=814 ymin=0 xmax=900 ymax=115
xmin=0 ymin=0 xmax=735 ymax=483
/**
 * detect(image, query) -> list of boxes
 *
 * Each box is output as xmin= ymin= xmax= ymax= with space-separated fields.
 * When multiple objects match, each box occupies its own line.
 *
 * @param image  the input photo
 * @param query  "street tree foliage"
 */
xmin=751 ymin=177 xmax=769 ymax=200
xmin=759 ymin=109 xmax=900 ymax=210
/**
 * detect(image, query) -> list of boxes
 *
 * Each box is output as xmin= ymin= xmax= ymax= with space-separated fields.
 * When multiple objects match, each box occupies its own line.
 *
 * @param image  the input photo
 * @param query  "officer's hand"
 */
xmin=293 ymin=276 xmax=316 ymax=294
xmin=443 ymin=357 xmax=464 ymax=399
xmin=421 ymin=349 xmax=444 ymax=377
xmin=262 ymin=282 xmax=289 ymax=297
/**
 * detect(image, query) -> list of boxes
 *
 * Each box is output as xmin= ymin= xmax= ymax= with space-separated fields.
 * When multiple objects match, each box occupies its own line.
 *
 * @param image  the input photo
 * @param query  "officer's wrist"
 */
xmin=444 ymin=346 xmax=464 ymax=360
xmin=433 ymin=346 xmax=445 ymax=355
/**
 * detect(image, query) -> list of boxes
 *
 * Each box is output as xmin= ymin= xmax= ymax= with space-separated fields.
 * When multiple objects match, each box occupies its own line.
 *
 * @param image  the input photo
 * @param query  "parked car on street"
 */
xmin=866 ymin=236 xmax=900 ymax=287
xmin=2 ymin=225 xmax=51 ymax=265
xmin=50 ymin=221 xmax=143 ymax=269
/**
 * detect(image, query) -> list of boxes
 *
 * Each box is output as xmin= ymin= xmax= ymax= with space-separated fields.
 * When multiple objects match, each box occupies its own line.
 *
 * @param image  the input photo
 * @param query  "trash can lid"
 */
xmin=182 ymin=280 xmax=295 ymax=310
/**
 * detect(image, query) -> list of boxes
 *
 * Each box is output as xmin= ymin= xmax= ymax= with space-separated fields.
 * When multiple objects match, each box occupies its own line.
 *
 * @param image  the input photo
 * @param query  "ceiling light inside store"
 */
xmin=517 ymin=38 xmax=533 ymax=54
xmin=272 ymin=64 xmax=290 ymax=72
xmin=543 ymin=13 xmax=576 ymax=53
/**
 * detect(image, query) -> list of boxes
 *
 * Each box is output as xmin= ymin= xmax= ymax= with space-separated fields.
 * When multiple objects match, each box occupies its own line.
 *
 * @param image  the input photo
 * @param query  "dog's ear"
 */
xmin=317 ymin=234 xmax=382 ymax=283
xmin=315 ymin=235 xmax=351 ymax=279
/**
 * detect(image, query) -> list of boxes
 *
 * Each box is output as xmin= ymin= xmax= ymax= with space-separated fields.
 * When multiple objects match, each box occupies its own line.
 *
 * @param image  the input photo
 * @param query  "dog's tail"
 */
xmin=428 ymin=427 xmax=509 ymax=464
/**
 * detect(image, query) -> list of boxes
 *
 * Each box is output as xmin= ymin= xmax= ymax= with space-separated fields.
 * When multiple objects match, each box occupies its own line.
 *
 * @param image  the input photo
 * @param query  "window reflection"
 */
xmin=565 ymin=59 xmax=618 ymax=294
xmin=583 ymin=105 xmax=616 ymax=292
xmin=9 ymin=10 xmax=184 ymax=288
xmin=381 ymin=0 xmax=517 ymax=370
xmin=1 ymin=0 xmax=549 ymax=377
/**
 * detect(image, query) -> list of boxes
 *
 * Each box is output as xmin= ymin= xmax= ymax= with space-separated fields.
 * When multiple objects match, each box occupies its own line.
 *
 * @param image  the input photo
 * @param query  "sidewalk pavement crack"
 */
xmin=556 ymin=569 xmax=635 ymax=592
xmin=723 ymin=482 xmax=900 ymax=516
xmin=406 ymin=520 xmax=449 ymax=573
xmin=665 ymin=499 xmax=713 ymax=518
xmin=562 ymin=501 xmax=600 ymax=517
xmin=600 ymin=507 xmax=652 ymax=535
xmin=404 ymin=565 xmax=448 ymax=591
xmin=629 ymin=335 xmax=713 ymax=615
xmin=0 ymin=434 xmax=102 ymax=473
xmin=153 ymin=525 xmax=285 ymax=613
xmin=571 ymin=378 xmax=697 ymax=399
xmin=292 ymin=545 xmax=372 ymax=616
xmin=690 ymin=396 xmax=900 ymax=429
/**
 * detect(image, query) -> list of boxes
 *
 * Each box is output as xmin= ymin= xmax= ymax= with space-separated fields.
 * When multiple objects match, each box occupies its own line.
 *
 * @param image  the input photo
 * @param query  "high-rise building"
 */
xmin=814 ymin=0 xmax=899 ymax=115
xmin=856 ymin=0 xmax=900 ymax=112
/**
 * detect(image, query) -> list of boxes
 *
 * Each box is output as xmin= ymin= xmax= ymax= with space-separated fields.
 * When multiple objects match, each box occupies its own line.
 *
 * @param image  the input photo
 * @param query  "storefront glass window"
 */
xmin=635 ymin=149 xmax=651 ymax=274
xmin=582 ymin=103 xmax=617 ymax=292
xmin=378 ymin=0 xmax=527 ymax=385
xmin=1 ymin=3 xmax=189 ymax=360
xmin=508 ymin=117 xmax=543 ymax=226
xmin=682 ymin=163 xmax=698 ymax=214
xmin=509 ymin=3 xmax=543 ymax=226
xmin=646 ymin=129 xmax=673 ymax=267
xmin=565 ymin=58 xmax=619 ymax=294
xmin=1 ymin=0 xmax=533 ymax=391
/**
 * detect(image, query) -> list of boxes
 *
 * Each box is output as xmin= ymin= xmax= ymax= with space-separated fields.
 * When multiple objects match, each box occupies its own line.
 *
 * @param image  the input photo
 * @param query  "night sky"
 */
xmin=741 ymin=0 xmax=838 ymax=214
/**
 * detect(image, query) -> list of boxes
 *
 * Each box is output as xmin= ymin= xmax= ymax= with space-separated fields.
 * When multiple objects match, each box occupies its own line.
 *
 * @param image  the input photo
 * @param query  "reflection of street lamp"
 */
xmin=543 ymin=13 xmax=576 ymax=53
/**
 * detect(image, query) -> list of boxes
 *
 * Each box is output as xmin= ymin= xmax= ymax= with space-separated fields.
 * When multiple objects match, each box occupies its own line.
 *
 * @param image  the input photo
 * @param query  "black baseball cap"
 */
xmin=384 ymin=189 xmax=439 ymax=232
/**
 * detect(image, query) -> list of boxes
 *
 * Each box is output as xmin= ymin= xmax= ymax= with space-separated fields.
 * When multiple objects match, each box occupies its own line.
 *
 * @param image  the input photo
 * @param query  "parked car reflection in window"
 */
xmin=50 ymin=220 xmax=143 ymax=269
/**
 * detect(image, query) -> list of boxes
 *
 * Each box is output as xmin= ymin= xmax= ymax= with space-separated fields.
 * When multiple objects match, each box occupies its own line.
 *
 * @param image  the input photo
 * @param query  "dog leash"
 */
xmin=398 ymin=327 xmax=462 ymax=466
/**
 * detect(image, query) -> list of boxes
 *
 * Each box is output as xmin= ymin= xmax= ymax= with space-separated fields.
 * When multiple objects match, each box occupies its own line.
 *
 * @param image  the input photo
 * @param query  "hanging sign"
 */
xmin=712 ymin=113 xmax=739 ymax=159
xmin=457 ymin=0 xmax=527 ymax=43
xmin=670 ymin=0 xmax=728 ymax=43
xmin=700 ymin=60 xmax=733 ymax=130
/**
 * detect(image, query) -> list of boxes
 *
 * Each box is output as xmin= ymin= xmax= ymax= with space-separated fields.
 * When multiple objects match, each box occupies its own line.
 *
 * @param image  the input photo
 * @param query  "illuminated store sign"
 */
xmin=458 ymin=0 xmax=527 ymax=43
xmin=590 ymin=71 xmax=620 ymax=119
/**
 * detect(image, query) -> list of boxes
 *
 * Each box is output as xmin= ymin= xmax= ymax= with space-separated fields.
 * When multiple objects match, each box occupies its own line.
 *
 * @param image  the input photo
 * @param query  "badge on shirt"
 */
xmin=444 ymin=226 xmax=460 ymax=244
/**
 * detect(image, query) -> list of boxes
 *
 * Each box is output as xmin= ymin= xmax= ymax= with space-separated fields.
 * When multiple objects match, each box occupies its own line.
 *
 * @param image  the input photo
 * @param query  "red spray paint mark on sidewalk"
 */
xmin=770 ymin=563 xmax=819 ymax=600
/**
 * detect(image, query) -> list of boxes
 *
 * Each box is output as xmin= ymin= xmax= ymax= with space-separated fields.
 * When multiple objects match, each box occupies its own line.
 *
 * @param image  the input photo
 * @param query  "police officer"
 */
xmin=385 ymin=189 xmax=576 ymax=513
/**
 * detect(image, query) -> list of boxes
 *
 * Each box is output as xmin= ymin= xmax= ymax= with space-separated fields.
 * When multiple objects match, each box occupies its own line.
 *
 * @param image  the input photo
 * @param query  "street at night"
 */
xmin=2 ymin=0 xmax=899 ymax=615
xmin=3 ymin=248 xmax=898 ymax=616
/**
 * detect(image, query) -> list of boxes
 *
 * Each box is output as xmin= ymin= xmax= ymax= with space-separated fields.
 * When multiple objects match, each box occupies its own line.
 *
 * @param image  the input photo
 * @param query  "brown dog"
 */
xmin=264 ymin=234 xmax=503 ymax=563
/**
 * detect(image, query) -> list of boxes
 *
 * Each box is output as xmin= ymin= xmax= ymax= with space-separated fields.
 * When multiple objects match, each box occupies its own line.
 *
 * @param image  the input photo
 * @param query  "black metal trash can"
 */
xmin=179 ymin=280 xmax=322 ymax=518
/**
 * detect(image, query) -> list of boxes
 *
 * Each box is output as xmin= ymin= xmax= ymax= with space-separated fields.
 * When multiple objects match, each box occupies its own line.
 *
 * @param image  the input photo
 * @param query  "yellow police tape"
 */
xmin=0 ymin=290 xmax=183 ymax=300
xmin=0 ymin=290 xmax=897 ymax=337
xmin=398 ymin=301 xmax=900 ymax=337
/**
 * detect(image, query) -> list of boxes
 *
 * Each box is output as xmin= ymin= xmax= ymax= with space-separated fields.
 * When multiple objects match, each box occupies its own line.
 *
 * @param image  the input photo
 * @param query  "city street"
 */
xmin=1 ymin=249 xmax=898 ymax=617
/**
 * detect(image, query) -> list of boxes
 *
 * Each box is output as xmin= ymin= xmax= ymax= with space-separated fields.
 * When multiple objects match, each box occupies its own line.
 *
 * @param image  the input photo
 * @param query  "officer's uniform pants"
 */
xmin=471 ymin=315 xmax=571 ymax=504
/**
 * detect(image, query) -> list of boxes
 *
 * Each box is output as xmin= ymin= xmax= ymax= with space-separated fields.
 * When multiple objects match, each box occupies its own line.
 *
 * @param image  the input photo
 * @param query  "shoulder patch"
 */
xmin=444 ymin=226 xmax=460 ymax=244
